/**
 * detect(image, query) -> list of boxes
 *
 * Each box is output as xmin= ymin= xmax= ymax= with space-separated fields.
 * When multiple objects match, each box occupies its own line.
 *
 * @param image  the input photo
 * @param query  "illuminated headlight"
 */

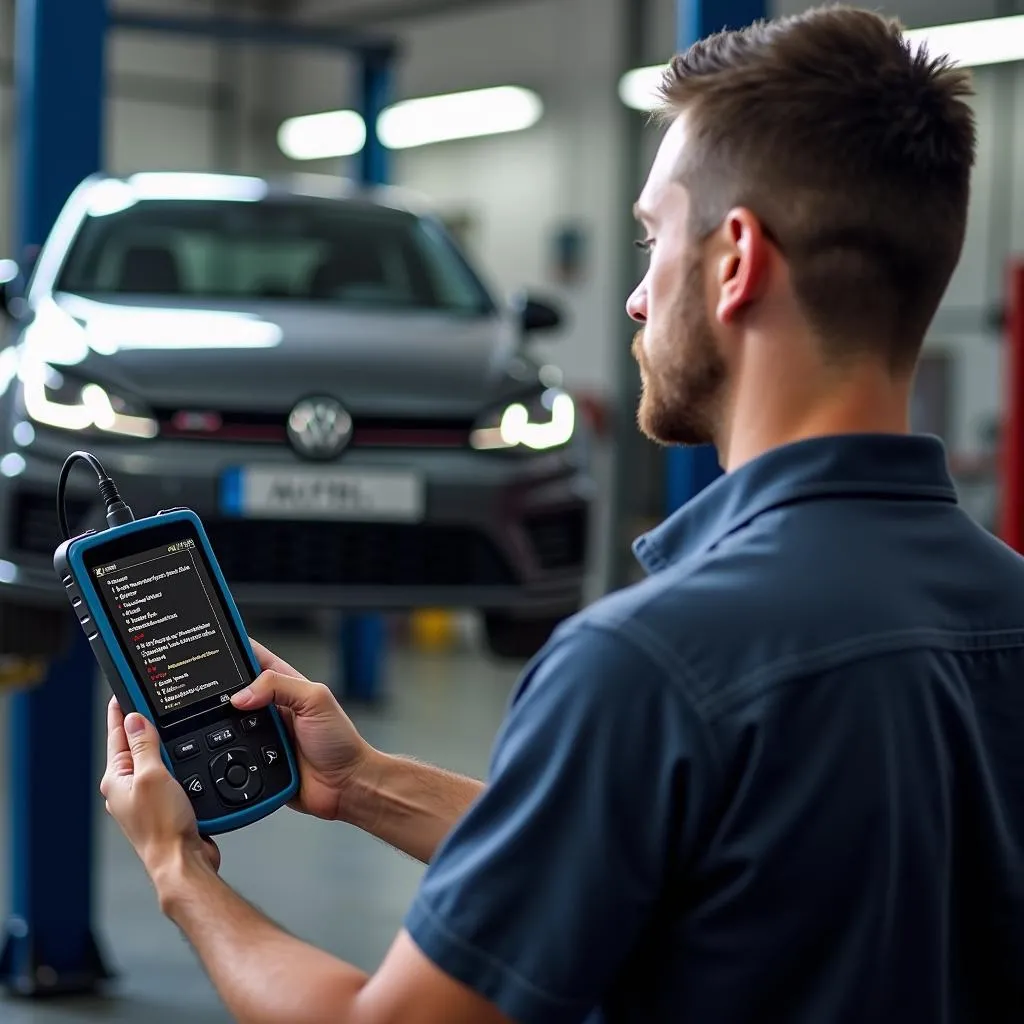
xmin=470 ymin=388 xmax=575 ymax=451
xmin=20 ymin=364 xmax=158 ymax=438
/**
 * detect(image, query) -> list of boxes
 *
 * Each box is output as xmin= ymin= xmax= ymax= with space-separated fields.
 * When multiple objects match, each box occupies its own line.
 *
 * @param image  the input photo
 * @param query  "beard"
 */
xmin=632 ymin=250 xmax=726 ymax=447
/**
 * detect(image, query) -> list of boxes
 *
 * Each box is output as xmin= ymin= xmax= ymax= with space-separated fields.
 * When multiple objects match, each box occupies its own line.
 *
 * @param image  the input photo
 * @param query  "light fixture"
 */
xmin=277 ymin=109 xmax=367 ymax=161
xmin=618 ymin=13 xmax=1024 ymax=111
xmin=128 ymin=172 xmax=269 ymax=202
xmin=12 ymin=422 xmax=34 ymax=446
xmin=471 ymin=388 xmax=575 ymax=451
xmin=0 ymin=453 xmax=25 ymax=478
xmin=904 ymin=14 xmax=1024 ymax=67
xmin=618 ymin=65 xmax=666 ymax=113
xmin=378 ymin=86 xmax=543 ymax=150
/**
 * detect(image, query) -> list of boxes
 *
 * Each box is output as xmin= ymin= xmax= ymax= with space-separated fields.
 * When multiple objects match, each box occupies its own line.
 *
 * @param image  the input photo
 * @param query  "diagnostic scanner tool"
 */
xmin=53 ymin=451 xmax=299 ymax=835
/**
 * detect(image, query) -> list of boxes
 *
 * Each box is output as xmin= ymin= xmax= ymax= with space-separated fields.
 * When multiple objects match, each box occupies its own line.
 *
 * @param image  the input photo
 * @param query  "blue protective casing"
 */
xmin=55 ymin=508 xmax=299 ymax=835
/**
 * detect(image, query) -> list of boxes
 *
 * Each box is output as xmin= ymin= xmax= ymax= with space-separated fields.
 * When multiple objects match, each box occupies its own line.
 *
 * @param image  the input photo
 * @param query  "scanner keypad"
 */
xmin=170 ymin=712 xmax=288 ymax=816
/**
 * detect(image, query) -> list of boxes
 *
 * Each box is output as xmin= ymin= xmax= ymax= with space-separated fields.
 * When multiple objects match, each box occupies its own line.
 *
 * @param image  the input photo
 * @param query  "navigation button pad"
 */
xmin=209 ymin=746 xmax=263 ymax=807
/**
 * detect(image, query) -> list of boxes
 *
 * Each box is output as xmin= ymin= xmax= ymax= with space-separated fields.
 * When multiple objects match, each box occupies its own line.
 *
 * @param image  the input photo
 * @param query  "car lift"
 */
xmin=0 ymin=0 xmax=395 ymax=996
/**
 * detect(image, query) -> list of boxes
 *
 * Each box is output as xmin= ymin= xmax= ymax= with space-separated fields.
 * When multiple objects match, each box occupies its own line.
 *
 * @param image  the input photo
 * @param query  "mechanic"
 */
xmin=100 ymin=6 xmax=1024 ymax=1023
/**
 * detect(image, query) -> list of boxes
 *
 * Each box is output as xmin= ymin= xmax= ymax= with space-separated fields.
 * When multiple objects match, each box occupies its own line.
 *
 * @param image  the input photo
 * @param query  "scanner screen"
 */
xmin=90 ymin=533 xmax=249 ymax=720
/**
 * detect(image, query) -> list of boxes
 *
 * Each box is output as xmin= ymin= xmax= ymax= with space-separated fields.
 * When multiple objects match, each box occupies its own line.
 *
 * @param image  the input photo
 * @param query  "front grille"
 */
xmin=203 ymin=518 xmax=515 ymax=588
xmin=352 ymin=416 xmax=472 ymax=449
xmin=156 ymin=408 xmax=473 ymax=449
xmin=524 ymin=507 xmax=588 ymax=570
xmin=12 ymin=492 xmax=94 ymax=555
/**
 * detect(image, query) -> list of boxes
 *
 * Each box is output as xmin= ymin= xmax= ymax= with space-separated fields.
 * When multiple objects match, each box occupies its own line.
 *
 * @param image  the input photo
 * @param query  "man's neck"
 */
xmin=720 ymin=357 xmax=913 ymax=472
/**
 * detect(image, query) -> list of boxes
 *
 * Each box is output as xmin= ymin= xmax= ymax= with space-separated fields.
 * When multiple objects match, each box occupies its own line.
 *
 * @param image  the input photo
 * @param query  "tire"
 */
xmin=483 ymin=611 xmax=574 ymax=660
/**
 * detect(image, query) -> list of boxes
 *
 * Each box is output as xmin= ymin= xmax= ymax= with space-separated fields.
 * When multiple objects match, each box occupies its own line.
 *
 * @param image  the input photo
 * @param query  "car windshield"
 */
xmin=55 ymin=196 xmax=495 ymax=315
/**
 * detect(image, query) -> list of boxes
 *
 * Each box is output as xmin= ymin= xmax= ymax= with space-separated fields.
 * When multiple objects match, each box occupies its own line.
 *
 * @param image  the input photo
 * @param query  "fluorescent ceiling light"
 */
xmin=377 ymin=86 xmax=543 ymax=150
xmin=128 ymin=172 xmax=268 ymax=201
xmin=277 ymin=110 xmax=367 ymax=161
xmin=618 ymin=65 xmax=664 ymax=112
xmin=619 ymin=14 xmax=1024 ymax=111
xmin=904 ymin=14 xmax=1024 ymax=68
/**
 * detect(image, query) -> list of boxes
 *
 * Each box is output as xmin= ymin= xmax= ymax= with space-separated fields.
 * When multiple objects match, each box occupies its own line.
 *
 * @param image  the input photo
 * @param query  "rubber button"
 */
xmin=174 ymin=739 xmax=200 ymax=761
xmin=226 ymin=763 xmax=248 ymax=787
xmin=207 ymin=727 xmax=235 ymax=749
xmin=183 ymin=775 xmax=204 ymax=800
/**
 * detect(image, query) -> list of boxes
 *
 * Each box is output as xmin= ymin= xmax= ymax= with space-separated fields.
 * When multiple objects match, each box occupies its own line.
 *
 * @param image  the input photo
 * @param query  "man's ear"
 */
xmin=714 ymin=208 xmax=769 ymax=325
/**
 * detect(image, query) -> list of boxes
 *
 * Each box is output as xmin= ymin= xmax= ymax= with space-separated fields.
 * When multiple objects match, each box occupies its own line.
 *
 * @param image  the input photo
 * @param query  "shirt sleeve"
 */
xmin=403 ymin=621 xmax=717 ymax=1024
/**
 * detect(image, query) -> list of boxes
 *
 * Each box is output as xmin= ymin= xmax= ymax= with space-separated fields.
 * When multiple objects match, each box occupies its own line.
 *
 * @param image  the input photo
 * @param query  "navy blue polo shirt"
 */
xmin=405 ymin=434 xmax=1024 ymax=1023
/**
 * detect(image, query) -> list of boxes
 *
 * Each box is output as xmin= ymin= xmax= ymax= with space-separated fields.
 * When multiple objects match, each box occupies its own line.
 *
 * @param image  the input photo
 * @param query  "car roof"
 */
xmin=78 ymin=171 xmax=435 ymax=217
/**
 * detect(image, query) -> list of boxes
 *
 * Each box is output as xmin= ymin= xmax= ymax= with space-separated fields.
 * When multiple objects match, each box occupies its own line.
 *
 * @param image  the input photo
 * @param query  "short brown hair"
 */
xmin=657 ymin=4 xmax=976 ymax=369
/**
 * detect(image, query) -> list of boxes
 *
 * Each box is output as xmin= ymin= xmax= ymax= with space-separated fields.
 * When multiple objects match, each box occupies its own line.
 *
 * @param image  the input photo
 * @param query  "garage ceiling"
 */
xmin=126 ymin=0 xmax=525 ymax=28
xmin=293 ymin=0 xmax=524 ymax=27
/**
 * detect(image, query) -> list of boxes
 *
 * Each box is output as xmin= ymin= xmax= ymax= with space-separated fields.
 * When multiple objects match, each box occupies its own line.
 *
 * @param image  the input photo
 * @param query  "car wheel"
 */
xmin=483 ymin=611 xmax=574 ymax=660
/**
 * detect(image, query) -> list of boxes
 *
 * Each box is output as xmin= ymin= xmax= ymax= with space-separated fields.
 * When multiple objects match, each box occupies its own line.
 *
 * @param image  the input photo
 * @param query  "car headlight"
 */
xmin=20 ymin=363 xmax=158 ymax=438
xmin=470 ymin=387 xmax=575 ymax=451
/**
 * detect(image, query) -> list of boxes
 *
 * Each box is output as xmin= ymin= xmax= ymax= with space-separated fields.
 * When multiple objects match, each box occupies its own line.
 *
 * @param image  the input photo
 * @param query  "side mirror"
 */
xmin=516 ymin=292 xmax=563 ymax=334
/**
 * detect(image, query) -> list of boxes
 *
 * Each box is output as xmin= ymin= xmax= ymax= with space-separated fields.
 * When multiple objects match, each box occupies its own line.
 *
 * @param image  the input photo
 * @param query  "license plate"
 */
xmin=221 ymin=467 xmax=424 ymax=522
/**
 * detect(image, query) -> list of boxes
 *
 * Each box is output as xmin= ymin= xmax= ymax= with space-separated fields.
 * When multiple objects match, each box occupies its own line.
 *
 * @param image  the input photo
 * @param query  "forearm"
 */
xmin=344 ymin=751 xmax=484 ymax=863
xmin=154 ymin=845 xmax=368 ymax=1024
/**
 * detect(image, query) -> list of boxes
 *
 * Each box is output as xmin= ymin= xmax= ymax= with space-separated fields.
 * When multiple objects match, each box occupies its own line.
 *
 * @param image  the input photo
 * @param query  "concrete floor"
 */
xmin=0 ymin=625 xmax=520 ymax=1022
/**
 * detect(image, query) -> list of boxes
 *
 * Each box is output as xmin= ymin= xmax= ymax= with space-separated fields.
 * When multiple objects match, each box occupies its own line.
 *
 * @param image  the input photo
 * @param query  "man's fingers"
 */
xmin=248 ymin=639 xmax=307 ymax=680
xmin=106 ymin=696 xmax=129 ymax=762
xmin=123 ymin=713 xmax=164 ymax=774
xmin=231 ymin=669 xmax=330 ymax=716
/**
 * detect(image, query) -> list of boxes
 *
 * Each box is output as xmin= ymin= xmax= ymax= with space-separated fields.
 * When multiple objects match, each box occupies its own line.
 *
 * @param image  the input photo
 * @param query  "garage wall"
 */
xmin=0 ymin=0 xmax=274 ymax=258
xmin=263 ymin=0 xmax=630 ymax=404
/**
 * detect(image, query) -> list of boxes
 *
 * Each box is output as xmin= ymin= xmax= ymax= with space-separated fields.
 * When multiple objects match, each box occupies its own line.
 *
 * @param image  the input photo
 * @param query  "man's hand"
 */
xmin=100 ymin=696 xmax=220 ymax=879
xmin=231 ymin=640 xmax=376 ymax=823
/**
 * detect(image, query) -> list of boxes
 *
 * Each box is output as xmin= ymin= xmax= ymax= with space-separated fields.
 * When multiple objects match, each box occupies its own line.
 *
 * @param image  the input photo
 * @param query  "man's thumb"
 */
xmin=232 ymin=670 xmax=323 ymax=714
xmin=124 ymin=713 xmax=161 ymax=767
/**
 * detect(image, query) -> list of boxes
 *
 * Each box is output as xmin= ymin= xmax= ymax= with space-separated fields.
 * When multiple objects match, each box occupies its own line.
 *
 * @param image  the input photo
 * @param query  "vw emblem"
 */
xmin=287 ymin=397 xmax=353 ymax=459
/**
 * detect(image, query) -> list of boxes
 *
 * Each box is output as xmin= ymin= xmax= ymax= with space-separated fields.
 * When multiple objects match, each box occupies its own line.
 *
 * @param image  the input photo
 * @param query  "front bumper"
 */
xmin=0 ymin=430 xmax=594 ymax=616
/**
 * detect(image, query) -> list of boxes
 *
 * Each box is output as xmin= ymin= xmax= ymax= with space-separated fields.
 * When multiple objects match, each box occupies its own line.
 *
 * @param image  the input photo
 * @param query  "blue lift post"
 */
xmin=338 ymin=51 xmax=393 ymax=702
xmin=667 ymin=0 xmax=766 ymax=513
xmin=0 ymin=0 xmax=112 ymax=996
xmin=0 ymin=7 xmax=398 ymax=1000
xmin=111 ymin=11 xmax=397 ymax=702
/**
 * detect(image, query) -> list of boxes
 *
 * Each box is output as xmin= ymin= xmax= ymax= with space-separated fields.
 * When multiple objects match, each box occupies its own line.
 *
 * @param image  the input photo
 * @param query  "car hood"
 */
xmin=22 ymin=293 xmax=524 ymax=416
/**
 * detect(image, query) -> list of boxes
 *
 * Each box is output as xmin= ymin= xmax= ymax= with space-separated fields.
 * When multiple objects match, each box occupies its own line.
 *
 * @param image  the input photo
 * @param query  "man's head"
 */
xmin=627 ymin=5 xmax=976 ymax=452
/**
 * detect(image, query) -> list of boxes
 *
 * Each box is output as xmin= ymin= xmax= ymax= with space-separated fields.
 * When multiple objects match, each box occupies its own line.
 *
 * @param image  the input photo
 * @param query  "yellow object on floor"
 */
xmin=410 ymin=608 xmax=458 ymax=651
xmin=0 ymin=657 xmax=47 ymax=691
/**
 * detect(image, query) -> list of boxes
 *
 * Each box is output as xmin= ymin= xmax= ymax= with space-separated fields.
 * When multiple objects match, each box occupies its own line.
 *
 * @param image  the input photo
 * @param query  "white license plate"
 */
xmin=224 ymin=467 xmax=424 ymax=521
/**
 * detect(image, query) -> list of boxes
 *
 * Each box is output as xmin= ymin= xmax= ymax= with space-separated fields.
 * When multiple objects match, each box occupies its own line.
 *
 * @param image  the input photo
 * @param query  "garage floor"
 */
xmin=0 ymin=625 xmax=520 ymax=1022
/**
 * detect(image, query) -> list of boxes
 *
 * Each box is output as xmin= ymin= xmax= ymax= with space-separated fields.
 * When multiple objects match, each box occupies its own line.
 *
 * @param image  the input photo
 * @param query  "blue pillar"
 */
xmin=334 ymin=52 xmax=395 ymax=704
xmin=667 ymin=0 xmax=765 ymax=513
xmin=0 ymin=0 xmax=112 ymax=997
xmin=358 ymin=55 xmax=392 ymax=187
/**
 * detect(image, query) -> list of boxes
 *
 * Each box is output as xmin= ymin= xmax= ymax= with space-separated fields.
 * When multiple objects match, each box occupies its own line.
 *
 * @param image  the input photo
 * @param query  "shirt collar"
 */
xmin=633 ymin=433 xmax=958 ymax=574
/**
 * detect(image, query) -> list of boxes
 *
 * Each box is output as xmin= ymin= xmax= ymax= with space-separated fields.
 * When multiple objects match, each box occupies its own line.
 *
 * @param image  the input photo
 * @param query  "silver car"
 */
xmin=0 ymin=172 xmax=594 ymax=658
